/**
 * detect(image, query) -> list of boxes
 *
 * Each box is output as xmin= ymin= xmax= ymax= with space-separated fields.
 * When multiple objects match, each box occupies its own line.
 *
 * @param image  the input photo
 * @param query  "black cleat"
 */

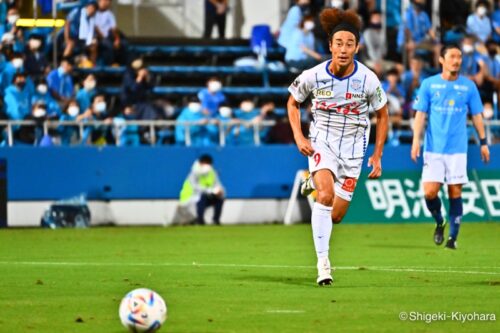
xmin=434 ymin=222 xmax=446 ymax=245
xmin=445 ymin=237 xmax=457 ymax=250
xmin=317 ymin=277 xmax=333 ymax=286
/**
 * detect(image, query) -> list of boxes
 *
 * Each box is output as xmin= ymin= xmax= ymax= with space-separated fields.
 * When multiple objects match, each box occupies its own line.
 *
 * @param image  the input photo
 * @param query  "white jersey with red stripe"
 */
xmin=288 ymin=60 xmax=387 ymax=159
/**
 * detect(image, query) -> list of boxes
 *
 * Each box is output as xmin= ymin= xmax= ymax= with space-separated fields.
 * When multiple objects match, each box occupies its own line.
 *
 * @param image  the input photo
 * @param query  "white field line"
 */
xmin=0 ymin=261 xmax=499 ymax=276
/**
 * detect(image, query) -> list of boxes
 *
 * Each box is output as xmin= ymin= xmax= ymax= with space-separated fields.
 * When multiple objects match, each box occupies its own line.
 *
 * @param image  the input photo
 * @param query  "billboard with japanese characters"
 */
xmin=345 ymin=171 xmax=500 ymax=223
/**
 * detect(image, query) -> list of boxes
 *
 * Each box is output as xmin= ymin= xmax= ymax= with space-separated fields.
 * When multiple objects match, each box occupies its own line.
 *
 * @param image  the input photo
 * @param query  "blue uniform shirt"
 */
xmin=413 ymin=74 xmax=483 ymax=154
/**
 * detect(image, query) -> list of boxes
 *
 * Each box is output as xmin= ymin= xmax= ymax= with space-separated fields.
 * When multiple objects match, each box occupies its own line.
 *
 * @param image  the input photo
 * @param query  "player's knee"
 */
xmin=424 ymin=189 xmax=439 ymax=200
xmin=316 ymin=192 xmax=334 ymax=206
xmin=331 ymin=213 xmax=343 ymax=224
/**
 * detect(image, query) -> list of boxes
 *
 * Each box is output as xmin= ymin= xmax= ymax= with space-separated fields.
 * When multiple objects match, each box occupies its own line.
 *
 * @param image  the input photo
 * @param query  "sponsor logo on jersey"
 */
xmin=314 ymin=89 xmax=333 ymax=98
xmin=448 ymin=99 xmax=455 ymax=106
xmin=341 ymin=177 xmax=357 ymax=193
xmin=315 ymin=101 xmax=361 ymax=115
xmin=430 ymin=84 xmax=446 ymax=89
xmin=376 ymin=86 xmax=383 ymax=103
xmin=345 ymin=92 xmax=365 ymax=99
xmin=453 ymin=84 xmax=469 ymax=91
xmin=292 ymin=79 xmax=300 ymax=87
xmin=350 ymin=79 xmax=362 ymax=91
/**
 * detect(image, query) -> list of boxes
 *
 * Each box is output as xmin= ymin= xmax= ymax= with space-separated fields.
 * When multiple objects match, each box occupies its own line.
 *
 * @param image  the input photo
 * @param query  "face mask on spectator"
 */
xmin=304 ymin=21 xmax=315 ymax=31
xmin=84 ymin=80 xmax=96 ymax=91
xmin=33 ymin=108 xmax=46 ymax=118
xmin=462 ymin=44 xmax=474 ymax=54
xmin=370 ymin=22 xmax=382 ymax=29
xmin=12 ymin=58 xmax=23 ymax=69
xmin=164 ymin=104 xmax=175 ymax=118
xmin=16 ymin=80 xmax=25 ymax=89
xmin=2 ymin=32 xmax=14 ymax=44
xmin=195 ymin=162 xmax=212 ymax=176
xmin=37 ymin=84 xmax=48 ymax=94
xmin=208 ymin=81 xmax=222 ymax=93
xmin=477 ymin=6 xmax=487 ymax=16
xmin=58 ymin=66 xmax=67 ymax=75
xmin=28 ymin=39 xmax=41 ymax=50
xmin=95 ymin=101 xmax=107 ymax=113
xmin=330 ymin=0 xmax=343 ymax=8
xmin=7 ymin=14 xmax=19 ymax=25
xmin=188 ymin=102 xmax=202 ymax=113
xmin=219 ymin=106 xmax=232 ymax=118
xmin=488 ymin=48 xmax=497 ymax=57
xmin=68 ymin=106 xmax=80 ymax=117
xmin=240 ymin=102 xmax=255 ymax=112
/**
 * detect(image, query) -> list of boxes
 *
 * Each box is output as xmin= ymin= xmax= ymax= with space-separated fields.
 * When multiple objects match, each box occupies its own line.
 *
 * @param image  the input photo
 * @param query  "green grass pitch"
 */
xmin=0 ymin=223 xmax=499 ymax=333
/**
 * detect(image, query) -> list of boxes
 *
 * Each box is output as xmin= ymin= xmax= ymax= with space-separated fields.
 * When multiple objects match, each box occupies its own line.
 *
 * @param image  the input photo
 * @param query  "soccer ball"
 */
xmin=119 ymin=288 xmax=167 ymax=332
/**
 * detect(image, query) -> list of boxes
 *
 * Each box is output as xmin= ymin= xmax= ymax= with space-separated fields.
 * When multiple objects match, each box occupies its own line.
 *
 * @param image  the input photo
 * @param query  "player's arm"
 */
xmin=471 ymin=113 xmax=490 ymax=163
xmin=367 ymin=104 xmax=388 ymax=179
xmin=287 ymin=95 xmax=314 ymax=156
xmin=411 ymin=111 xmax=426 ymax=162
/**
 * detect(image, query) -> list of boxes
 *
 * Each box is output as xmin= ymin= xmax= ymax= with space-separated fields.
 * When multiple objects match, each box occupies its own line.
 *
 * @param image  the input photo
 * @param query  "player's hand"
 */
xmin=295 ymin=136 xmax=314 ymax=157
xmin=411 ymin=143 xmax=420 ymax=162
xmin=481 ymin=145 xmax=490 ymax=163
xmin=367 ymin=155 xmax=382 ymax=179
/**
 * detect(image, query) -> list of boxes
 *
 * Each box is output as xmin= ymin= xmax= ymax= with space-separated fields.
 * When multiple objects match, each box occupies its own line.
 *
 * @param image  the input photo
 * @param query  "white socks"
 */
xmin=311 ymin=202 xmax=333 ymax=259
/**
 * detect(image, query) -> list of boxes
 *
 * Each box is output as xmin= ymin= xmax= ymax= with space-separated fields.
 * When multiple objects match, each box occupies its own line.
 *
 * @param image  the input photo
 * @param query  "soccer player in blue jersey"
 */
xmin=411 ymin=44 xmax=490 ymax=249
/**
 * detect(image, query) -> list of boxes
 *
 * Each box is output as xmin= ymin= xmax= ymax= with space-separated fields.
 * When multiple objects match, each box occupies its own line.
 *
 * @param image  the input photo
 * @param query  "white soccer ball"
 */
xmin=119 ymin=288 xmax=167 ymax=332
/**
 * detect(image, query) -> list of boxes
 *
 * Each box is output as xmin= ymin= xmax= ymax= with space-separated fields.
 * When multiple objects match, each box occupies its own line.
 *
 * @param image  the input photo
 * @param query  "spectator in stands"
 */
xmin=362 ymin=10 xmax=386 ymax=75
xmin=47 ymin=57 xmax=74 ymax=104
xmin=203 ymin=0 xmax=228 ymax=39
xmin=285 ymin=15 xmax=322 ymax=71
xmin=232 ymin=99 xmax=261 ymax=145
xmin=114 ymin=106 xmax=140 ymax=146
xmin=398 ymin=0 xmax=440 ymax=68
xmin=466 ymin=0 xmax=492 ymax=43
xmin=76 ymin=74 xmax=97 ymax=112
xmin=382 ymin=68 xmax=405 ymax=126
xmin=63 ymin=1 xmax=98 ymax=64
xmin=24 ymin=36 xmax=48 ymax=79
xmin=460 ymin=35 xmax=485 ymax=86
xmin=120 ymin=58 xmax=151 ymax=107
xmin=207 ymin=103 xmax=235 ymax=145
xmin=0 ymin=52 xmax=26 ymax=94
xmin=258 ymin=100 xmax=277 ymax=143
xmin=4 ymin=72 xmax=31 ymax=121
xmin=175 ymin=97 xmax=212 ymax=146
xmin=0 ymin=7 xmax=22 ymax=52
xmin=179 ymin=154 xmax=225 ymax=225
xmin=493 ymin=0 xmax=500 ymax=43
xmin=58 ymin=99 xmax=81 ymax=145
xmin=15 ymin=101 xmax=49 ymax=145
xmin=77 ymin=94 xmax=114 ymax=145
xmin=278 ymin=0 xmax=309 ymax=48
xmin=95 ymin=0 xmax=127 ymax=65
xmin=402 ymin=55 xmax=427 ymax=118
xmin=32 ymin=79 xmax=61 ymax=117
xmin=480 ymin=39 xmax=500 ymax=118
xmin=198 ymin=77 xmax=226 ymax=117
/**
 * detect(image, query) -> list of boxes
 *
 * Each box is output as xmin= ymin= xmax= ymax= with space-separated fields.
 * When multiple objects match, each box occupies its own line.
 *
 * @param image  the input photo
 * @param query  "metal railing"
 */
xmin=1 ymin=118 xmax=500 ymax=147
xmin=0 ymin=119 xmax=277 ymax=147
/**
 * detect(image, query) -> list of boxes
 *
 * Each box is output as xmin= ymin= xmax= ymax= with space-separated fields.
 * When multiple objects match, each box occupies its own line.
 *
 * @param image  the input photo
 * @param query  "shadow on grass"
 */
xmin=233 ymin=274 xmax=314 ymax=287
xmin=368 ymin=243 xmax=432 ymax=249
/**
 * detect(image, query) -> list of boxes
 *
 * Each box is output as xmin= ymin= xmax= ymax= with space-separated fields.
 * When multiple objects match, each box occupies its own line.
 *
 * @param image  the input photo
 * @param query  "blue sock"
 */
xmin=425 ymin=197 xmax=444 ymax=226
xmin=449 ymin=197 xmax=463 ymax=240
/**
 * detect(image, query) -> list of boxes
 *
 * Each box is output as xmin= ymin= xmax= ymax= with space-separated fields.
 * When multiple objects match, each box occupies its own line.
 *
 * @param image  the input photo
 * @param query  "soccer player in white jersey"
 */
xmin=411 ymin=44 xmax=490 ymax=250
xmin=287 ymin=8 xmax=389 ymax=285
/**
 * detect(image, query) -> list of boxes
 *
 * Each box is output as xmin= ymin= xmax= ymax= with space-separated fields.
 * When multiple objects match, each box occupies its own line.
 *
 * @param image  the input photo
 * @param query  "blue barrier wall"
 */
xmin=0 ymin=145 xmax=497 ymax=200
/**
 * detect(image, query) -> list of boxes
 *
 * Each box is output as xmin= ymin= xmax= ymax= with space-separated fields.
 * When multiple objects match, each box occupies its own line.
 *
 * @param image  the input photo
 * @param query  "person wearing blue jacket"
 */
xmin=76 ymin=74 xmax=97 ymax=112
xmin=31 ymin=79 xmax=61 ymax=117
xmin=0 ymin=53 xmax=34 ymax=95
xmin=46 ymin=58 xmax=74 ymax=103
xmin=233 ymin=99 xmax=262 ymax=145
xmin=4 ymin=73 xmax=31 ymax=121
xmin=175 ymin=99 xmax=212 ymax=146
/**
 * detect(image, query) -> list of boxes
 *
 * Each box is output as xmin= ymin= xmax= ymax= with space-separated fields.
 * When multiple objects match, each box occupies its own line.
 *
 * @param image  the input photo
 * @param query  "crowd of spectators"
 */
xmin=0 ymin=0 xmax=499 ymax=147
xmin=279 ymin=0 xmax=500 ymax=144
